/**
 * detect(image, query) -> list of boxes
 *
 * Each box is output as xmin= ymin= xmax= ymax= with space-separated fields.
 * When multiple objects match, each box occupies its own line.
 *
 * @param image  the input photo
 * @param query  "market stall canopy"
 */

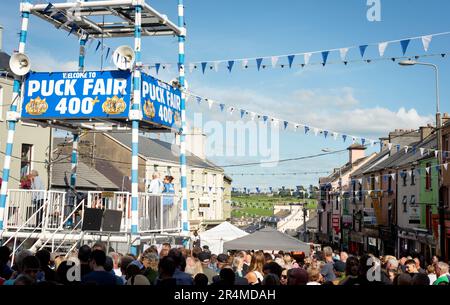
xmin=223 ymin=227 xmax=310 ymax=253
xmin=199 ymin=222 xmax=248 ymax=255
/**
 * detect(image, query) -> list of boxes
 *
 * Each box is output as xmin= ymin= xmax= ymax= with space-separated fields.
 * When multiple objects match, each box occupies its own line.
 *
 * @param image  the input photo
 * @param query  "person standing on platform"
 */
xmin=30 ymin=170 xmax=45 ymax=228
xmin=148 ymin=172 xmax=163 ymax=194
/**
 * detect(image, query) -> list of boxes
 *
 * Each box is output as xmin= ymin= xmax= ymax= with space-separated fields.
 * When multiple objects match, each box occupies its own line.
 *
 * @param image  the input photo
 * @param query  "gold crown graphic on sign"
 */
xmin=102 ymin=96 xmax=126 ymax=115
xmin=174 ymin=112 xmax=181 ymax=125
xmin=143 ymin=100 xmax=156 ymax=118
xmin=25 ymin=96 xmax=48 ymax=116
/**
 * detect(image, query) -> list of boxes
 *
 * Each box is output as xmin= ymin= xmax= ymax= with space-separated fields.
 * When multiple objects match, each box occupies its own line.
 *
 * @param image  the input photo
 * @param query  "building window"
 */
xmin=153 ymin=164 xmax=158 ymax=172
xmin=425 ymin=162 xmax=432 ymax=190
xmin=20 ymin=144 xmax=33 ymax=178
xmin=402 ymin=196 xmax=407 ymax=213
xmin=370 ymin=175 xmax=375 ymax=190
xmin=388 ymin=172 xmax=393 ymax=192
xmin=358 ymin=183 xmax=363 ymax=201
xmin=402 ymin=170 xmax=407 ymax=187
xmin=411 ymin=168 xmax=416 ymax=186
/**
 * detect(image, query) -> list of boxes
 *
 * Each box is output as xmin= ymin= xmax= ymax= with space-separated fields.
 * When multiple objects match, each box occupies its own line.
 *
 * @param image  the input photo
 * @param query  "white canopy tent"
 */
xmin=199 ymin=222 xmax=248 ymax=255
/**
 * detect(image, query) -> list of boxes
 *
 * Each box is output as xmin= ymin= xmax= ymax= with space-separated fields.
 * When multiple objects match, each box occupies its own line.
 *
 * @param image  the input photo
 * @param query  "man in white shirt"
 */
xmin=148 ymin=172 xmax=163 ymax=194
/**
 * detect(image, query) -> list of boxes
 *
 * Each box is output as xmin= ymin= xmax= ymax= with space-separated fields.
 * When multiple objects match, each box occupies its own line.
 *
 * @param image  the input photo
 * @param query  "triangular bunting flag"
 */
xmin=420 ymin=148 xmax=425 ymax=156
xmin=321 ymin=51 xmax=330 ymax=66
xmin=422 ymin=35 xmax=432 ymax=52
xmin=444 ymin=163 xmax=448 ymax=171
xmin=189 ymin=63 xmax=195 ymax=73
xmin=241 ymin=59 xmax=249 ymax=69
xmin=219 ymin=104 xmax=225 ymax=112
xmin=240 ymin=109 xmax=246 ymax=118
xmin=155 ymin=63 xmax=161 ymax=74
xmin=271 ymin=56 xmax=279 ymax=68
xmin=352 ymin=137 xmax=356 ymax=144
xmin=207 ymin=99 xmax=213 ymax=109
xmin=304 ymin=53 xmax=312 ymax=65
xmin=361 ymin=138 xmax=366 ymax=146
xmin=333 ymin=132 xmax=338 ymax=140
xmin=426 ymin=167 xmax=430 ymax=174
xmin=213 ymin=61 xmax=220 ymax=72
xmin=283 ymin=121 xmax=289 ymax=129
xmin=201 ymin=62 xmax=207 ymax=74
xmin=391 ymin=173 xmax=396 ymax=181
xmin=304 ymin=126 xmax=310 ymax=134
xmin=227 ymin=61 xmax=234 ymax=72
xmin=287 ymin=55 xmax=295 ymax=68
xmin=396 ymin=144 xmax=401 ymax=152
xmin=263 ymin=115 xmax=268 ymax=123
xmin=400 ymin=39 xmax=411 ymax=55
xmin=342 ymin=135 xmax=347 ymax=142
xmin=313 ymin=128 xmax=319 ymax=136
xmin=256 ymin=58 xmax=263 ymax=71
xmin=229 ymin=107 xmax=235 ymax=115
xmin=339 ymin=48 xmax=349 ymax=61
xmin=404 ymin=146 xmax=409 ymax=153
xmin=196 ymin=96 xmax=202 ymax=104
xmin=43 ymin=3 xmax=53 ymax=13
xmin=359 ymin=45 xmax=368 ymax=58
xmin=95 ymin=41 xmax=101 ymax=52
xmin=378 ymin=42 xmax=389 ymax=57
xmin=435 ymin=150 xmax=439 ymax=158
xmin=324 ymin=130 xmax=328 ymax=138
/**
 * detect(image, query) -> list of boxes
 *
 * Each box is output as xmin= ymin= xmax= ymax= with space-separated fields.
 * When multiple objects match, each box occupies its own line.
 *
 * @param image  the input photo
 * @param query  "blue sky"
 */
xmin=1 ymin=0 xmax=450 ymax=190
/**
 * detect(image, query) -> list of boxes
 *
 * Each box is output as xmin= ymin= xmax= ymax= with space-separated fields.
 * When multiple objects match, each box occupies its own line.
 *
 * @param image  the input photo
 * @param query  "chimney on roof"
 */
xmin=347 ymin=144 xmax=366 ymax=164
xmin=442 ymin=113 xmax=450 ymax=125
xmin=419 ymin=125 xmax=434 ymax=141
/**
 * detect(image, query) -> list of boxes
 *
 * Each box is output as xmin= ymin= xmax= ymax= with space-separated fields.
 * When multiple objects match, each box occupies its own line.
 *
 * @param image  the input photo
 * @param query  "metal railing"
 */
xmin=4 ymin=189 xmax=66 ymax=231
xmin=87 ymin=191 xmax=130 ymax=232
xmin=138 ymin=193 xmax=181 ymax=233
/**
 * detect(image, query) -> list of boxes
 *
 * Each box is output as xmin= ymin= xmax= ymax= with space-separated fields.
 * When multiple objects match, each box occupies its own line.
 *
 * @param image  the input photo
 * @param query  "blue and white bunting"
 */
xmin=378 ymin=42 xmax=389 ymax=57
xmin=288 ymin=55 xmax=295 ymax=68
xmin=322 ymin=51 xmax=330 ymax=65
xmin=256 ymin=58 xmax=263 ymax=71
xmin=228 ymin=60 xmax=235 ymax=72
xmin=359 ymin=45 xmax=368 ymax=58
xmin=400 ymin=39 xmax=411 ymax=55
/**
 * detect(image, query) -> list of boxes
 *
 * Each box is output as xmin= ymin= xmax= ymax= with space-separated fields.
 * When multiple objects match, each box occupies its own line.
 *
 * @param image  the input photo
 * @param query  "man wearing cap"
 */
xmin=198 ymin=251 xmax=217 ymax=284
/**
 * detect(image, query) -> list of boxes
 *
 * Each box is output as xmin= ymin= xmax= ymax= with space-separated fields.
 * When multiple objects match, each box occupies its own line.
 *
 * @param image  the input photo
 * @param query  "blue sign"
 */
xmin=141 ymin=73 xmax=181 ymax=130
xmin=21 ymin=71 xmax=132 ymax=119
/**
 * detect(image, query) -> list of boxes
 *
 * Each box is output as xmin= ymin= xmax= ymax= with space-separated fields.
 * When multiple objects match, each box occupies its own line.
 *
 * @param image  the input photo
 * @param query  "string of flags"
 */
xmin=184 ymin=90 xmax=450 ymax=157
xmin=229 ymin=171 xmax=330 ymax=176
xmin=40 ymin=2 xmax=121 ymax=65
xmin=145 ymin=31 xmax=450 ymax=73
xmin=319 ymin=159 xmax=449 ymax=190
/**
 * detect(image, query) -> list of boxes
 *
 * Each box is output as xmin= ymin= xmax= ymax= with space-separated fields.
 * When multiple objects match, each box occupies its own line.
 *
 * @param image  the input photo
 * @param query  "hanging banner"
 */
xmin=21 ymin=70 xmax=131 ymax=120
xmin=141 ymin=73 xmax=182 ymax=130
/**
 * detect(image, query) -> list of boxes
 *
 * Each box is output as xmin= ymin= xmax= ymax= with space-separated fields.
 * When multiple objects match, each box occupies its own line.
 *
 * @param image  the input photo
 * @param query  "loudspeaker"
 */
xmin=102 ymin=209 xmax=122 ymax=232
xmin=82 ymin=208 xmax=103 ymax=231
xmin=112 ymin=45 xmax=135 ymax=70
xmin=9 ymin=53 xmax=31 ymax=76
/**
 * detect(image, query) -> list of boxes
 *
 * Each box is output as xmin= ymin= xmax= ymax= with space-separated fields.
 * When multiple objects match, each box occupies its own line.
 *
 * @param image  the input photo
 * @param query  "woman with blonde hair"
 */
xmin=232 ymin=255 xmax=245 ymax=277
xmin=245 ymin=251 xmax=265 ymax=285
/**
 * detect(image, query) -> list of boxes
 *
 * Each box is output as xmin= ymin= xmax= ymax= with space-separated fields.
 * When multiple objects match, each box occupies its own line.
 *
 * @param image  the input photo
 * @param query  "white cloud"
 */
xmin=188 ymin=83 xmax=434 ymax=137
xmin=30 ymin=52 xmax=79 ymax=72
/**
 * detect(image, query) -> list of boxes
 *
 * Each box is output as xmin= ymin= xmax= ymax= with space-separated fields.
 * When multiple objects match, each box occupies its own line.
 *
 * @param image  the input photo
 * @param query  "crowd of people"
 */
xmin=0 ymin=242 xmax=449 ymax=286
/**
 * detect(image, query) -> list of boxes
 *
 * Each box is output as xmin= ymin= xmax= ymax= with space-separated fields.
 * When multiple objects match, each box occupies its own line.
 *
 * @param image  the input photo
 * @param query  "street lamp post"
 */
xmin=399 ymin=60 xmax=445 ymax=259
